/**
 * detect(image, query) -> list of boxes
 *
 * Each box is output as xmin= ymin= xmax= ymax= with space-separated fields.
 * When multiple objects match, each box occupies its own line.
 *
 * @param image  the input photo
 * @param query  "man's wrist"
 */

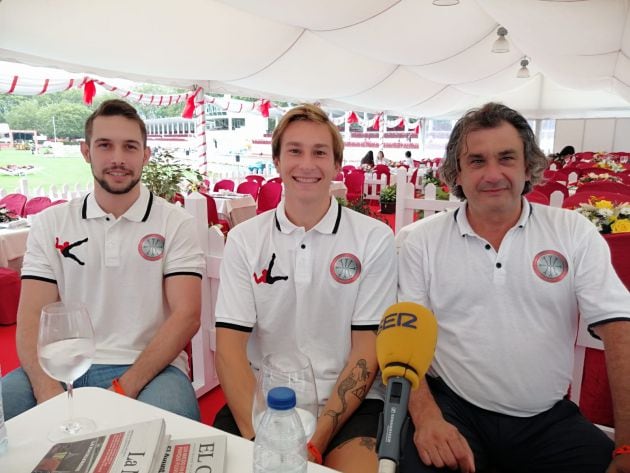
xmin=613 ymin=445 xmax=630 ymax=458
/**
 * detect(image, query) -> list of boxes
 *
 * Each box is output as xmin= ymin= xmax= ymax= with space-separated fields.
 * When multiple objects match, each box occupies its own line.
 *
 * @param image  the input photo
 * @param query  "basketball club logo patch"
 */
xmin=138 ymin=234 xmax=165 ymax=261
xmin=533 ymin=250 xmax=568 ymax=283
xmin=330 ymin=253 xmax=361 ymax=284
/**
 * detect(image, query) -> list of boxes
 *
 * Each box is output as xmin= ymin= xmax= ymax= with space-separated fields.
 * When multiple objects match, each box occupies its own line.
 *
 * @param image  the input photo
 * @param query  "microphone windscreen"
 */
xmin=376 ymin=302 xmax=438 ymax=389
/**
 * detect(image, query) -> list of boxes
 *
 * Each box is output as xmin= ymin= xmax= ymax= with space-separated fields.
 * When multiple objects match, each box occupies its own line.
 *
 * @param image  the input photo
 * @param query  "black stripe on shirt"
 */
xmin=215 ymin=322 xmax=254 ymax=333
xmin=21 ymin=275 xmax=57 ymax=285
xmin=164 ymin=271 xmax=203 ymax=279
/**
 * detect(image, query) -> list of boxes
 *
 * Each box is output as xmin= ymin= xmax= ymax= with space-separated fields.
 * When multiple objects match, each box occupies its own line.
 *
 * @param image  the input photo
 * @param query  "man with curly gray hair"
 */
xmin=398 ymin=103 xmax=630 ymax=473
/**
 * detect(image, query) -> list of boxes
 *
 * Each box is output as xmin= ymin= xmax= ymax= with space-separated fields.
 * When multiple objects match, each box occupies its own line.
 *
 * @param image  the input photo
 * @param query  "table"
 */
xmin=329 ymin=181 xmax=347 ymax=199
xmin=0 ymin=226 xmax=29 ymax=270
xmin=209 ymin=192 xmax=257 ymax=225
xmin=1 ymin=387 xmax=337 ymax=472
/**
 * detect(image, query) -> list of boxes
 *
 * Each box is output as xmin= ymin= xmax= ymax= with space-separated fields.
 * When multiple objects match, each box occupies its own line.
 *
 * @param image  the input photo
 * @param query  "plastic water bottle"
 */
xmin=0 ymin=366 xmax=8 ymax=455
xmin=253 ymin=387 xmax=307 ymax=473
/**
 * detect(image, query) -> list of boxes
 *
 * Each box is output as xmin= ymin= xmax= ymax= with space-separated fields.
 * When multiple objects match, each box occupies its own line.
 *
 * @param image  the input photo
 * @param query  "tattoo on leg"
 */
xmin=359 ymin=437 xmax=376 ymax=452
xmin=324 ymin=359 xmax=371 ymax=432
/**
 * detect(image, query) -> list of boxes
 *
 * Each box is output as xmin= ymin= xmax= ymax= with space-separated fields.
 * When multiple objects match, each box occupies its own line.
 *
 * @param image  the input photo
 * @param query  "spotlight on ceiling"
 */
xmin=492 ymin=27 xmax=509 ymax=53
xmin=432 ymin=0 xmax=460 ymax=5
xmin=517 ymin=57 xmax=530 ymax=79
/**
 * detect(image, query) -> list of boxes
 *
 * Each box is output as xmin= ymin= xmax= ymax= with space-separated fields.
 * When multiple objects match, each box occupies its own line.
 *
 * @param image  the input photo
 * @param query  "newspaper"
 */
xmin=31 ymin=418 xmax=169 ymax=473
xmin=158 ymin=435 xmax=226 ymax=473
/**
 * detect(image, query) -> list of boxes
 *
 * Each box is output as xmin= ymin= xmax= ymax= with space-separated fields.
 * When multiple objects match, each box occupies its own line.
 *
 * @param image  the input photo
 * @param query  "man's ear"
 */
xmin=143 ymin=146 xmax=151 ymax=166
xmin=80 ymin=141 xmax=90 ymax=163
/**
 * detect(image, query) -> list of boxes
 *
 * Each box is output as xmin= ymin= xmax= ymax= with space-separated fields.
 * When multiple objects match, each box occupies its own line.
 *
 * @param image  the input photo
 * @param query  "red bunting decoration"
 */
xmin=347 ymin=111 xmax=359 ymax=124
xmin=372 ymin=114 xmax=381 ymax=130
xmin=181 ymin=94 xmax=196 ymax=119
xmin=83 ymin=80 xmax=96 ymax=105
xmin=258 ymin=99 xmax=271 ymax=118
xmin=414 ymin=123 xmax=420 ymax=134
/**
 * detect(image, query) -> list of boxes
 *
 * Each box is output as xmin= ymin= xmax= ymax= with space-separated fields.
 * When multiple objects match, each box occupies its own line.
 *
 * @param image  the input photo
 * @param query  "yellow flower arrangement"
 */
xmin=575 ymin=198 xmax=630 ymax=234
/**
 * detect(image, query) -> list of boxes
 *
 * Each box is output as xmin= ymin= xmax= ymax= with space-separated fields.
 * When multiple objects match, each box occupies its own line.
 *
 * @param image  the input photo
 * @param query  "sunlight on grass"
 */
xmin=0 ymin=149 xmax=92 ymax=193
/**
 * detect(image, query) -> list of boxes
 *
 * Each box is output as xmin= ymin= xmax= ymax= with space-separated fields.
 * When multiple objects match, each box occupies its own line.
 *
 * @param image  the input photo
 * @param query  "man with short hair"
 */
xmin=3 ymin=99 xmax=204 ymax=420
xmin=398 ymin=102 xmax=630 ymax=473
xmin=214 ymin=104 xmax=396 ymax=473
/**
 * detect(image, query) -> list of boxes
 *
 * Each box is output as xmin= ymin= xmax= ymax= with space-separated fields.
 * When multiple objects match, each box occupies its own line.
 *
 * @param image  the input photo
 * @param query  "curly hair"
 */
xmin=439 ymin=102 xmax=548 ymax=199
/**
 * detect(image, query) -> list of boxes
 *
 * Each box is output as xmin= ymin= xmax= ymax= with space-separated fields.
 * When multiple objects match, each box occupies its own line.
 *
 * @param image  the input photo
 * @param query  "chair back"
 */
xmin=342 ymin=165 xmax=356 ymax=176
xmin=334 ymin=172 xmax=344 ymax=182
xmin=525 ymin=190 xmax=550 ymax=205
xmin=213 ymin=179 xmax=235 ymax=192
xmin=237 ymin=180 xmax=261 ymax=200
xmin=605 ymin=233 xmax=630 ymax=290
xmin=574 ymin=181 xmax=630 ymax=197
xmin=50 ymin=199 xmax=67 ymax=206
xmin=267 ymin=177 xmax=283 ymax=184
xmin=257 ymin=181 xmax=283 ymax=214
xmin=0 ymin=193 xmax=27 ymax=217
xmin=345 ymin=170 xmax=365 ymax=203
xmin=245 ymin=174 xmax=266 ymax=186
xmin=534 ymin=181 xmax=569 ymax=199
xmin=24 ymin=196 xmax=52 ymax=216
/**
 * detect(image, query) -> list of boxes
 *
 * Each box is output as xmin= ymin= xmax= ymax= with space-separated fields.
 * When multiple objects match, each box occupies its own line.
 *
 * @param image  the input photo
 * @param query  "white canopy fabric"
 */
xmin=1 ymin=0 xmax=630 ymax=119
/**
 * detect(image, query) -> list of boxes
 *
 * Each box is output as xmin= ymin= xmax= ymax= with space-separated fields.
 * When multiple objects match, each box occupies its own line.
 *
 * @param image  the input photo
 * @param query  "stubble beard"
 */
xmin=92 ymin=166 xmax=141 ymax=195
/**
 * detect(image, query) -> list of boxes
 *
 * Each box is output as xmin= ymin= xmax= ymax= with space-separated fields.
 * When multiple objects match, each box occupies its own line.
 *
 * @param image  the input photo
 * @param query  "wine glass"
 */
xmin=37 ymin=301 xmax=96 ymax=441
xmin=252 ymin=351 xmax=318 ymax=439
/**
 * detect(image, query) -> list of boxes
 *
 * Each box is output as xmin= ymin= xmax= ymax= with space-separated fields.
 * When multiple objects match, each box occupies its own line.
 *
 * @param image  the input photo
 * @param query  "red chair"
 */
xmin=562 ymin=192 xmax=630 ymax=209
xmin=237 ymin=180 xmax=261 ymax=201
xmin=334 ymin=172 xmax=344 ymax=182
xmin=267 ymin=177 xmax=283 ymax=184
xmin=24 ymin=196 xmax=52 ymax=216
xmin=374 ymin=164 xmax=391 ymax=186
xmin=245 ymin=174 xmax=266 ymax=186
xmin=0 ymin=268 xmax=20 ymax=325
xmin=50 ymin=199 xmax=67 ymax=206
xmin=342 ymin=165 xmax=356 ymax=176
xmin=200 ymin=193 xmax=230 ymax=235
xmin=345 ymin=171 xmax=365 ymax=203
xmin=0 ymin=193 xmax=27 ymax=217
xmin=525 ymin=190 xmax=550 ymax=205
xmin=575 ymin=181 xmax=630 ymax=197
xmin=534 ymin=181 xmax=569 ymax=199
xmin=172 ymin=192 xmax=185 ymax=206
xmin=213 ymin=179 xmax=235 ymax=192
xmin=257 ymin=181 xmax=283 ymax=214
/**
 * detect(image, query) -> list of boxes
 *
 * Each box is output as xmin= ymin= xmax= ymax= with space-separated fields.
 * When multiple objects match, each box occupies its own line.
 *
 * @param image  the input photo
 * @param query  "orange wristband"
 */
xmin=111 ymin=378 xmax=126 ymax=396
xmin=307 ymin=442 xmax=322 ymax=465
xmin=613 ymin=445 xmax=630 ymax=458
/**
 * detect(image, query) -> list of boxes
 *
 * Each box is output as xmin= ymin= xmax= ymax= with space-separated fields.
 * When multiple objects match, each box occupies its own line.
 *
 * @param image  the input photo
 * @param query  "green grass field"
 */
xmin=0 ymin=149 xmax=92 ymax=193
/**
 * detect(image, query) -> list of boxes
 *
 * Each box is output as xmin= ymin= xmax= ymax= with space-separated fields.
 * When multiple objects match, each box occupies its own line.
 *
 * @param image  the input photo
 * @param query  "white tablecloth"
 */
xmin=1 ymin=387 xmax=337 ymax=472
xmin=209 ymin=192 xmax=257 ymax=226
xmin=0 ymin=226 xmax=29 ymax=269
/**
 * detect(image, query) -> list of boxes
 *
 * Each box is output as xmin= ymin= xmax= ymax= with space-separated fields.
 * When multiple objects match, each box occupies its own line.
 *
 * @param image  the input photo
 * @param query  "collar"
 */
xmin=454 ymin=197 xmax=533 ymax=237
xmin=81 ymin=184 xmax=154 ymax=222
xmin=274 ymin=196 xmax=342 ymax=234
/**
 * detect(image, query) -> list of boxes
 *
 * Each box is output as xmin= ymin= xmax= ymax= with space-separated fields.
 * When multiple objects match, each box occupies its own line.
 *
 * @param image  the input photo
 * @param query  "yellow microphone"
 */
xmin=375 ymin=302 xmax=438 ymax=473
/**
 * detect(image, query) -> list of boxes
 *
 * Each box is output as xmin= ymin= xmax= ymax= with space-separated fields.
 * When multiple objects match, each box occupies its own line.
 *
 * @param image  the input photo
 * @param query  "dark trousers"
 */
xmin=400 ymin=377 xmax=613 ymax=473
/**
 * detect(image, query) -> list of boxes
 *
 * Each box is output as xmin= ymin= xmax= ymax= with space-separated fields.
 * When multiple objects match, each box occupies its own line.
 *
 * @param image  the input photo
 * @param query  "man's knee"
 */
xmin=2 ymin=368 xmax=37 ymax=420
xmin=137 ymin=366 xmax=200 ymax=421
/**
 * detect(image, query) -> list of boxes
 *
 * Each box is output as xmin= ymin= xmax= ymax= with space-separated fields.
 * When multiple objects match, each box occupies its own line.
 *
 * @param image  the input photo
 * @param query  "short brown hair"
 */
xmin=84 ymin=99 xmax=147 ymax=146
xmin=440 ymin=102 xmax=548 ymax=199
xmin=272 ymin=104 xmax=344 ymax=166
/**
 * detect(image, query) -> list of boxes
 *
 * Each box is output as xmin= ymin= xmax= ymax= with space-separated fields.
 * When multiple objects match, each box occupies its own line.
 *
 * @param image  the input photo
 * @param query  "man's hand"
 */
xmin=608 ymin=453 xmax=630 ymax=473
xmin=414 ymin=414 xmax=475 ymax=473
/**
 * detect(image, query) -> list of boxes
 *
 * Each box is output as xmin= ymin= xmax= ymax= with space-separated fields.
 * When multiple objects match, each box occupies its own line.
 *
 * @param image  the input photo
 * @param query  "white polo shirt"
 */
xmin=398 ymin=199 xmax=630 ymax=417
xmin=22 ymin=185 xmax=204 ymax=375
xmin=216 ymin=197 xmax=397 ymax=405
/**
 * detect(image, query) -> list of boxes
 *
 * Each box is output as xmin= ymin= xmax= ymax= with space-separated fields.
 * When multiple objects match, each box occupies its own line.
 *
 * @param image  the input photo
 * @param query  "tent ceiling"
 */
xmin=1 ymin=0 xmax=630 ymax=119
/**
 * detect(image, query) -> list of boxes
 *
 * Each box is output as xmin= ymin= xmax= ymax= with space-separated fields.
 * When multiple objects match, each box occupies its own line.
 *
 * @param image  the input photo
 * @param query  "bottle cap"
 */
xmin=267 ymin=386 xmax=297 ymax=410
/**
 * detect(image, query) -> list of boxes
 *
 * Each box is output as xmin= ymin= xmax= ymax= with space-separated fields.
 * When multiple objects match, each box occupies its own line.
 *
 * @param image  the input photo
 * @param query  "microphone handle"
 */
xmin=378 ymin=458 xmax=397 ymax=473
xmin=377 ymin=376 xmax=411 ymax=470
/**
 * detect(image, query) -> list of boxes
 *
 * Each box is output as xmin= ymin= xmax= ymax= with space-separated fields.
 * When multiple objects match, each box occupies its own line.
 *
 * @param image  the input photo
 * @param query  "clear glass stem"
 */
xmin=66 ymin=381 xmax=74 ymax=423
